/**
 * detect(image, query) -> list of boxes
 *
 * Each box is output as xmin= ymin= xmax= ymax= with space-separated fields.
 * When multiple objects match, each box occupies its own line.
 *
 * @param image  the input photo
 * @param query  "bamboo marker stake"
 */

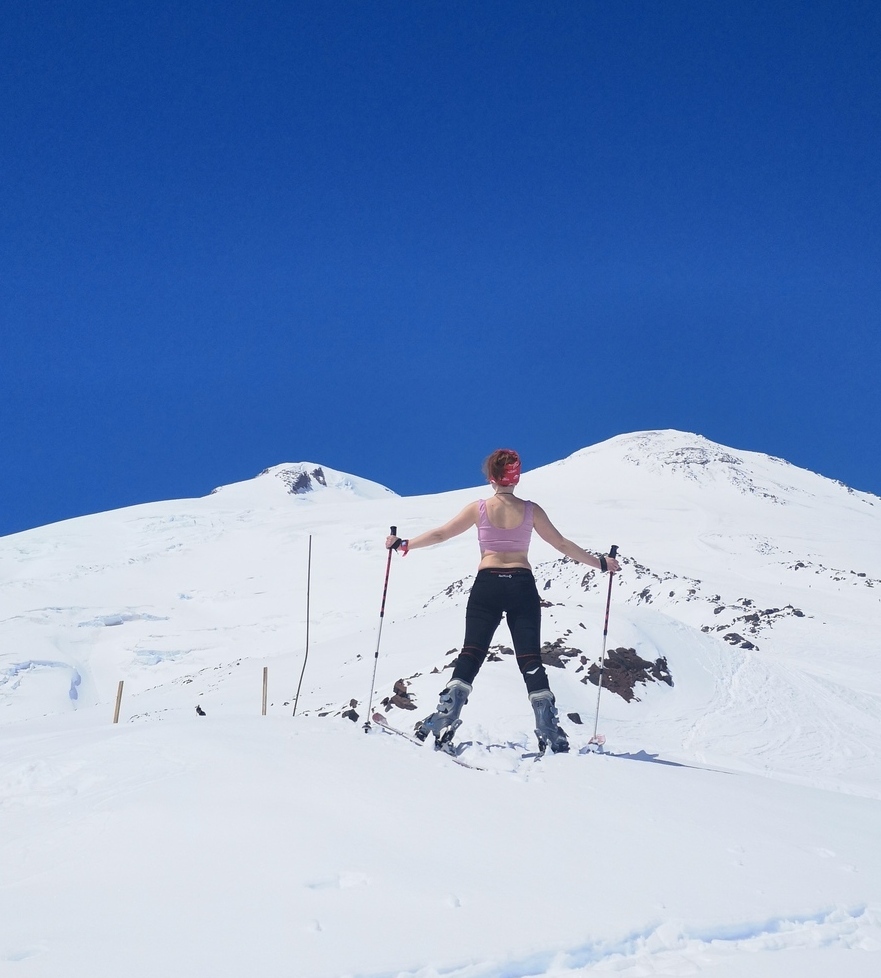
xmin=262 ymin=666 xmax=268 ymax=716
xmin=112 ymin=680 xmax=124 ymax=723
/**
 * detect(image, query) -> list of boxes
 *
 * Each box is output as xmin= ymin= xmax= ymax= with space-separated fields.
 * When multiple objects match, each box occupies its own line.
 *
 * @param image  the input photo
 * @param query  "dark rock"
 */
xmin=583 ymin=647 xmax=675 ymax=702
xmin=540 ymin=638 xmax=584 ymax=669
xmin=723 ymin=633 xmax=757 ymax=650
xmin=381 ymin=679 xmax=417 ymax=711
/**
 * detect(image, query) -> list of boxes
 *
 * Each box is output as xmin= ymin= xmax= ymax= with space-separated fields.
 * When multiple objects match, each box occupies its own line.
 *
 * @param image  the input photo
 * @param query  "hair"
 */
xmin=482 ymin=448 xmax=520 ymax=484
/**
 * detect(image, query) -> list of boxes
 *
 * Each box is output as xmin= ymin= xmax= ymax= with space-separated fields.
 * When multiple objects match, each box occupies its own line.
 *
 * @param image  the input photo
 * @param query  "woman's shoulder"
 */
xmin=529 ymin=500 xmax=550 ymax=521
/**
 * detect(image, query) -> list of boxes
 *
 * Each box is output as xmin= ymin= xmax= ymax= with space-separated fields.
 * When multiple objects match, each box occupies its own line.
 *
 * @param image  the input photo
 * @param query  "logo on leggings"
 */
xmin=497 ymin=573 xmax=513 ymax=579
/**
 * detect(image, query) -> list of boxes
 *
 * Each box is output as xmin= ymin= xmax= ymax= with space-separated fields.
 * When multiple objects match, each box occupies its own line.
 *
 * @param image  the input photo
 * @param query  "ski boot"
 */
xmin=414 ymin=680 xmax=472 ymax=748
xmin=529 ymin=690 xmax=570 ymax=754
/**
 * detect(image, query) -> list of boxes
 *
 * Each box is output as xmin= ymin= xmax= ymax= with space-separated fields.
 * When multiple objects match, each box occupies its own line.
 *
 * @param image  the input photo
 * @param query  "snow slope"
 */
xmin=1 ymin=431 xmax=879 ymax=977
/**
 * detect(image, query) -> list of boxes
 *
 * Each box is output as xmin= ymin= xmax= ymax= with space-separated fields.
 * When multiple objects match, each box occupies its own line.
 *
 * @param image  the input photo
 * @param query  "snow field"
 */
xmin=1 ymin=714 xmax=879 ymax=977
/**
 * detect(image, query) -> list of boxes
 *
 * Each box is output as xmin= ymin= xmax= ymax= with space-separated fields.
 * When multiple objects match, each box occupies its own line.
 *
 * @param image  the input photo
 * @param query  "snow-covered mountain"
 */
xmin=2 ymin=431 xmax=880 ymax=977
xmin=212 ymin=461 xmax=400 ymax=502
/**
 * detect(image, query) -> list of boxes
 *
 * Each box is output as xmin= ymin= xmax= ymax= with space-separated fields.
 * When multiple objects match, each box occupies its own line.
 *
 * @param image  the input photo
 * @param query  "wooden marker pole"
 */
xmin=112 ymin=680 xmax=124 ymax=723
xmin=262 ymin=666 xmax=268 ymax=716
xmin=292 ymin=534 xmax=313 ymax=717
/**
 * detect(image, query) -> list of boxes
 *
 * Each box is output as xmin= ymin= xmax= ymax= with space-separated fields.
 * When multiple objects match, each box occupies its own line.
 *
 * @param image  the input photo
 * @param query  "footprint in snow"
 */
xmin=306 ymin=871 xmax=369 ymax=890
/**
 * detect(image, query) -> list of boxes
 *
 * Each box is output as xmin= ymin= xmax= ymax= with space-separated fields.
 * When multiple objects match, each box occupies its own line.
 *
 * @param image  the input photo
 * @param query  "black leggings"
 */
xmin=451 ymin=568 xmax=549 ymax=695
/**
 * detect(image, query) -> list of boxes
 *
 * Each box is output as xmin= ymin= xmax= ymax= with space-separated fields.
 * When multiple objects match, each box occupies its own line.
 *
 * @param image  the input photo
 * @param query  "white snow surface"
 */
xmin=1 ymin=430 xmax=880 ymax=977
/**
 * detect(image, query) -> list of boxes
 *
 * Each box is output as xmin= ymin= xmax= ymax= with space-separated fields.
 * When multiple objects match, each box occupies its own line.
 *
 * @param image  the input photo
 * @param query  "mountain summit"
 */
xmin=546 ymin=429 xmax=877 ymax=508
xmin=212 ymin=462 xmax=397 ymax=501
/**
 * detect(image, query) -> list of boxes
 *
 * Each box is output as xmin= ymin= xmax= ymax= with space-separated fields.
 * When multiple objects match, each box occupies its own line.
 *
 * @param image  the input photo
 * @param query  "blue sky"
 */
xmin=2 ymin=0 xmax=879 ymax=536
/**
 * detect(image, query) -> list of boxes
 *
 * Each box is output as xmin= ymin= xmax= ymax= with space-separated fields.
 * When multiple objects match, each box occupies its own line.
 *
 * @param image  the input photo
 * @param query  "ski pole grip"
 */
xmin=609 ymin=544 xmax=619 ymax=559
xmin=390 ymin=525 xmax=397 ymax=537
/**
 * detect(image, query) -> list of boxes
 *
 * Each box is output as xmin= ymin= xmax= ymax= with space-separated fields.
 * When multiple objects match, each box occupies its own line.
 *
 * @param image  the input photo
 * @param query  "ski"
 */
xmin=370 ymin=713 xmax=487 ymax=771
xmin=373 ymin=712 xmax=724 ymax=774
xmin=521 ymin=744 xmax=575 ymax=761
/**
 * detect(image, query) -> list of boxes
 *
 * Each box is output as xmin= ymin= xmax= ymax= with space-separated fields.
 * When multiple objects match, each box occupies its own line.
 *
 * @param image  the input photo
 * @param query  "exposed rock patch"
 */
xmin=539 ymin=638 xmax=583 ymax=669
xmin=270 ymin=466 xmax=329 ymax=494
xmin=582 ymin=647 xmax=673 ymax=703
xmin=381 ymin=679 xmax=417 ymax=711
xmin=702 ymin=602 xmax=806 ymax=650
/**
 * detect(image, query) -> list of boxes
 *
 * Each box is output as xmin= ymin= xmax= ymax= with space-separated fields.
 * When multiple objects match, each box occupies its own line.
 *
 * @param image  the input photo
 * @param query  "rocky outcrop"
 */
xmin=582 ymin=647 xmax=673 ymax=703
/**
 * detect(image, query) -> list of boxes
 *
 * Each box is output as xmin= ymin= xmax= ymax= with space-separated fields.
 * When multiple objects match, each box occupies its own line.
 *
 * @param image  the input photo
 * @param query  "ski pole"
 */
xmin=589 ymin=544 xmax=619 ymax=746
xmin=292 ymin=534 xmax=313 ymax=717
xmin=364 ymin=525 xmax=396 ymax=732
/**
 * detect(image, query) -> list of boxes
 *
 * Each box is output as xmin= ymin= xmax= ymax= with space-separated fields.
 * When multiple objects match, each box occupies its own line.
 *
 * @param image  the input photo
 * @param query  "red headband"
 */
xmin=495 ymin=452 xmax=521 ymax=487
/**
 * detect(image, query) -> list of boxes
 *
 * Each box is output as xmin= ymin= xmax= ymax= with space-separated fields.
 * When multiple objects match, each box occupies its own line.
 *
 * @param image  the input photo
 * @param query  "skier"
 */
xmin=385 ymin=448 xmax=620 ymax=753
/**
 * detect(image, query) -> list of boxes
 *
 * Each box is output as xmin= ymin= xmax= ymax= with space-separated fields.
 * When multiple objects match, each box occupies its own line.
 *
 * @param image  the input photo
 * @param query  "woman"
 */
xmin=386 ymin=448 xmax=620 ymax=754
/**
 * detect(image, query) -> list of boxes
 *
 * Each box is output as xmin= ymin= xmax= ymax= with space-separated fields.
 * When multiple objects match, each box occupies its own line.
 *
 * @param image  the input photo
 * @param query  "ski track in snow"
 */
xmin=348 ymin=907 xmax=880 ymax=978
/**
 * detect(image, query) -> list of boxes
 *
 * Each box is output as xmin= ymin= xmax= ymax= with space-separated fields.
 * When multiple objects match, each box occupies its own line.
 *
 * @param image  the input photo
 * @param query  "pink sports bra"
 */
xmin=477 ymin=499 xmax=534 ymax=554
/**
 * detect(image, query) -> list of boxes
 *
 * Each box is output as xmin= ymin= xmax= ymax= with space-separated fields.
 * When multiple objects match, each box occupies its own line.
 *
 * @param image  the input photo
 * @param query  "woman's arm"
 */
xmin=532 ymin=504 xmax=620 ymax=572
xmin=386 ymin=501 xmax=480 ymax=553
